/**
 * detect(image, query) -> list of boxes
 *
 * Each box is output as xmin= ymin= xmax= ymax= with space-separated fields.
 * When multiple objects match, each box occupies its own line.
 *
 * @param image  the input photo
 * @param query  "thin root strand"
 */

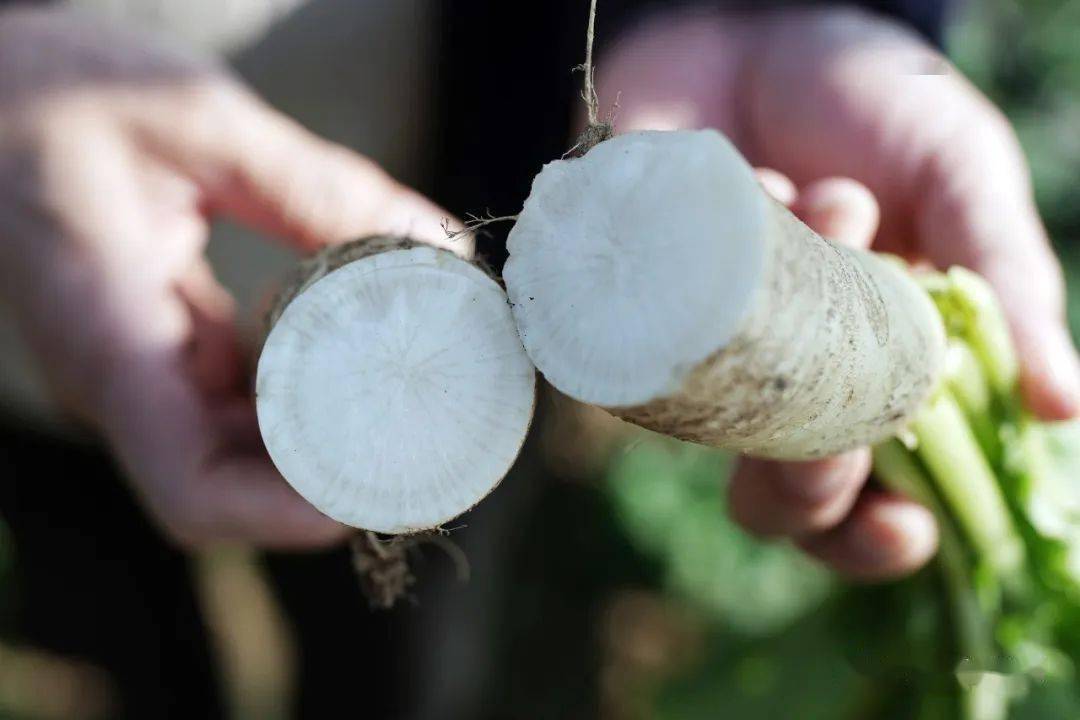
xmin=566 ymin=0 xmax=615 ymax=157
xmin=443 ymin=212 xmax=520 ymax=242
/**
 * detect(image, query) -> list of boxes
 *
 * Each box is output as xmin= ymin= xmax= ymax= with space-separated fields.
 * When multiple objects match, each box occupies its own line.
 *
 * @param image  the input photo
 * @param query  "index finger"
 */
xmin=127 ymin=79 xmax=471 ymax=256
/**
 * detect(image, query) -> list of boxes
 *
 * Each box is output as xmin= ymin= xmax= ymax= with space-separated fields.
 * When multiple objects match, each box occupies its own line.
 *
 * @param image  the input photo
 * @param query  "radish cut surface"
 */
xmin=505 ymin=130 xmax=945 ymax=460
xmin=257 ymin=244 xmax=535 ymax=533
xmin=505 ymin=130 xmax=766 ymax=407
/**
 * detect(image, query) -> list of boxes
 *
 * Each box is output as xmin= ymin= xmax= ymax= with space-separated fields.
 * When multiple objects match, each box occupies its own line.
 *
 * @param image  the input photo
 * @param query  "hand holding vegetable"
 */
xmin=596 ymin=5 xmax=1080 ymax=578
xmin=0 ymin=8 xmax=460 ymax=548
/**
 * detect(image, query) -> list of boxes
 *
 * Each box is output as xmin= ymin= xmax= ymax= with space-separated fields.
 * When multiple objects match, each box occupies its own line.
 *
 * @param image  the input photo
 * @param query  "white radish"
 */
xmin=503 ymin=129 xmax=945 ymax=460
xmin=256 ymin=237 xmax=536 ymax=534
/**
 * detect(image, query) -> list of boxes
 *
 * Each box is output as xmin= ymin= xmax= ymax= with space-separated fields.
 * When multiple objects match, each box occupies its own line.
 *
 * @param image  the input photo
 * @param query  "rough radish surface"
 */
xmin=257 ymin=245 xmax=535 ymax=533
xmin=504 ymin=130 xmax=945 ymax=460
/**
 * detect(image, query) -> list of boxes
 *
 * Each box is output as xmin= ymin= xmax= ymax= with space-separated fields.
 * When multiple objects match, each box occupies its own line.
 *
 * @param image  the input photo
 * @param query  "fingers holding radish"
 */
xmin=724 ymin=172 xmax=936 ymax=577
xmin=728 ymin=451 xmax=868 ymax=538
xmin=791 ymin=178 xmax=880 ymax=250
xmin=799 ymin=492 xmax=939 ymax=581
xmin=756 ymin=171 xmax=880 ymax=248
xmin=732 ymin=448 xmax=941 ymax=583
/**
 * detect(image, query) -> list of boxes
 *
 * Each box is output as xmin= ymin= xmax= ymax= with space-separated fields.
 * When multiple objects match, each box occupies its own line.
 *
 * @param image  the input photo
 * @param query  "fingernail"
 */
xmin=776 ymin=451 xmax=868 ymax=504
xmin=756 ymin=169 xmax=797 ymax=205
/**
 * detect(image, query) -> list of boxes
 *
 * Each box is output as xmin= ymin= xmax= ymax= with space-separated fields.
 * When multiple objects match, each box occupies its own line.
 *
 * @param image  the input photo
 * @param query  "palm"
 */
xmin=599 ymin=5 xmax=1072 ymax=419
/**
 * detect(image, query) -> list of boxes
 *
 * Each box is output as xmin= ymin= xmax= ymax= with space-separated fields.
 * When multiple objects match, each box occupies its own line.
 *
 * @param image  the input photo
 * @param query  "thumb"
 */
xmin=914 ymin=118 xmax=1080 ymax=420
xmin=135 ymin=80 xmax=471 ymax=256
xmin=972 ymin=248 xmax=1079 ymax=421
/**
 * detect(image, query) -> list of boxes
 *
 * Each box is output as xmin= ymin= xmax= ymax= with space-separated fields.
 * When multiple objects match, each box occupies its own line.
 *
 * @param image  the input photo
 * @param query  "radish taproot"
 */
xmin=256 ymin=236 xmax=536 ymax=534
xmin=503 ymin=129 xmax=946 ymax=459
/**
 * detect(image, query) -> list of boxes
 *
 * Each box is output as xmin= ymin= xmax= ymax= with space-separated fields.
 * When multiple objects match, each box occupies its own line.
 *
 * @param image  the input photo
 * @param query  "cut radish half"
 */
xmin=257 ymin=238 xmax=536 ymax=533
xmin=504 ymin=130 xmax=944 ymax=460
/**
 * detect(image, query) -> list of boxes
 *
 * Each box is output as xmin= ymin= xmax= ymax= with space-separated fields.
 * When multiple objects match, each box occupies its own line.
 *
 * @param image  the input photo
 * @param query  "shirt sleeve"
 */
xmin=598 ymin=0 xmax=949 ymax=48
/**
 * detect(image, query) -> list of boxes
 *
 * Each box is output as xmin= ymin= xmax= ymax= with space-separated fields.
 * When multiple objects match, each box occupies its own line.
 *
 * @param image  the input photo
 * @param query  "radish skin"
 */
xmin=256 ymin=236 xmax=536 ymax=534
xmin=504 ymin=130 xmax=946 ymax=460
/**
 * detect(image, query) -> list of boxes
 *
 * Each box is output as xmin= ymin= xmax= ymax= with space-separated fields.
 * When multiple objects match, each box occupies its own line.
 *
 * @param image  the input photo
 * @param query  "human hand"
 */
xmin=0 ymin=8 xmax=464 ymax=548
xmin=596 ymin=5 xmax=1079 ymax=578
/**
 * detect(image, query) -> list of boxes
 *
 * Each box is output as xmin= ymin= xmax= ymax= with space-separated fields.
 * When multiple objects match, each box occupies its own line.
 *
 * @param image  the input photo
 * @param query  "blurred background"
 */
xmin=3 ymin=0 xmax=1080 ymax=718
